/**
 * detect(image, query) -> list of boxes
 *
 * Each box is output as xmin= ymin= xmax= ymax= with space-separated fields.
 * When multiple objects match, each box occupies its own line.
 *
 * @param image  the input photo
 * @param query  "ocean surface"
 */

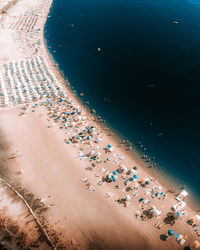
xmin=45 ymin=0 xmax=200 ymax=205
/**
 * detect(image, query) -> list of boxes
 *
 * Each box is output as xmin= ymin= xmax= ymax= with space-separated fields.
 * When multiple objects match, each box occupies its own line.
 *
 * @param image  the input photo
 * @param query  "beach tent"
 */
xmin=168 ymin=230 xmax=174 ymax=236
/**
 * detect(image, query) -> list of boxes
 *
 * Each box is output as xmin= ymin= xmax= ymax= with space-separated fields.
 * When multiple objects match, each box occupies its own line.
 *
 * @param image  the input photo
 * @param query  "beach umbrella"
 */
xmin=123 ymin=167 xmax=128 ymax=171
xmin=107 ymin=144 xmax=112 ymax=148
xmin=184 ymin=246 xmax=191 ymax=250
xmin=177 ymin=212 xmax=181 ymax=217
xmin=167 ymin=212 xmax=178 ymax=220
xmin=168 ymin=230 xmax=174 ymax=236
xmin=129 ymin=177 xmax=134 ymax=181
xmin=120 ymin=165 xmax=127 ymax=171
xmin=106 ymin=174 xmax=112 ymax=179
xmin=133 ymin=182 xmax=139 ymax=188
xmin=193 ymin=241 xmax=200 ymax=248
xmin=112 ymin=175 xmax=117 ymax=182
xmin=141 ymin=178 xmax=146 ymax=183
xmin=146 ymin=180 xmax=150 ymax=185
xmin=113 ymin=170 xmax=118 ymax=175
xmin=126 ymin=195 xmax=131 ymax=201
xmin=124 ymin=179 xmax=129 ymax=184
xmin=133 ymin=174 xmax=138 ymax=179
xmin=133 ymin=166 xmax=138 ymax=170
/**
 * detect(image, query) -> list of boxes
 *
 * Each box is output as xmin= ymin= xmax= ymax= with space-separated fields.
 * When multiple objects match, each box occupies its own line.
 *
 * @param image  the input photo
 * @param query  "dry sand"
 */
xmin=0 ymin=0 xmax=200 ymax=249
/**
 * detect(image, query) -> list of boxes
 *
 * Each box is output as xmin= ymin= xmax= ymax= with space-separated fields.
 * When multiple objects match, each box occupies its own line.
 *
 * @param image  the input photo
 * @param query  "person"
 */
xmin=165 ymin=234 xmax=169 ymax=240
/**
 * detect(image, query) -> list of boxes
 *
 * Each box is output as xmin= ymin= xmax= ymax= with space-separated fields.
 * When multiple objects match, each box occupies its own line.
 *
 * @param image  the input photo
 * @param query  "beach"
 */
xmin=0 ymin=0 xmax=200 ymax=249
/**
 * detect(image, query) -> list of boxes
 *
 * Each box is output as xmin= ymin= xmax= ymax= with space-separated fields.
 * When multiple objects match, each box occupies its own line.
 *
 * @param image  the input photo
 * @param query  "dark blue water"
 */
xmin=45 ymin=0 xmax=200 ymax=205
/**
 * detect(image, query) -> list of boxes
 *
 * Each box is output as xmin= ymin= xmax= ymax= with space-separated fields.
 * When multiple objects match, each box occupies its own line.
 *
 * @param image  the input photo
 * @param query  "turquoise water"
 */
xmin=45 ymin=0 xmax=200 ymax=205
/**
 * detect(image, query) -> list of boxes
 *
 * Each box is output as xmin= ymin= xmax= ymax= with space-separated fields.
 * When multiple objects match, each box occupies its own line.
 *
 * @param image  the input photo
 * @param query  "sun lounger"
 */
xmin=172 ymin=201 xmax=186 ymax=211
xmin=132 ymin=191 xmax=138 ymax=197
xmin=179 ymin=239 xmax=186 ymax=245
xmin=176 ymin=190 xmax=188 ymax=202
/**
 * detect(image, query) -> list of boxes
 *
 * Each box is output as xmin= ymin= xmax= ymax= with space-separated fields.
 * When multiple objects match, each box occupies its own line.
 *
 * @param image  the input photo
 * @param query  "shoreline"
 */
xmin=43 ymin=24 xmax=200 ymax=212
xmin=0 ymin=0 xmax=200 ymax=248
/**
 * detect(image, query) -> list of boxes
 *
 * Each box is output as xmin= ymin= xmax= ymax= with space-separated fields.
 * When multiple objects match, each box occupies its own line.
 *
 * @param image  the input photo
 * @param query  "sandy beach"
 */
xmin=0 ymin=0 xmax=200 ymax=249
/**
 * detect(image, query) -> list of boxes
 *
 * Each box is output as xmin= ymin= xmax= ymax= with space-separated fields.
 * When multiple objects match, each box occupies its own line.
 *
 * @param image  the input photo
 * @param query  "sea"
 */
xmin=44 ymin=0 xmax=200 ymax=207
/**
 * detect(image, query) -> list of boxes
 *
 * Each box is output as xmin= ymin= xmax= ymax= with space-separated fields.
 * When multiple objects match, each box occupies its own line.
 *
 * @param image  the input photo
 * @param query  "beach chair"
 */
xmin=176 ymin=233 xmax=184 ymax=244
xmin=132 ymin=191 xmax=138 ymax=197
xmin=179 ymin=239 xmax=186 ymax=245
